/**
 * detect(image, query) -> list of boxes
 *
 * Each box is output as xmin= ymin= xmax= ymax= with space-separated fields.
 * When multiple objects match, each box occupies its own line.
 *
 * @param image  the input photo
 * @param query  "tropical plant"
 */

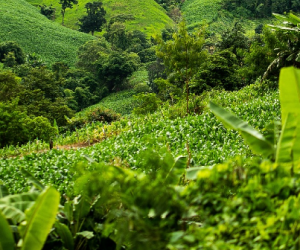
xmin=0 ymin=183 xmax=59 ymax=250
xmin=155 ymin=21 xmax=207 ymax=113
xmin=210 ymin=66 xmax=300 ymax=164
xmin=264 ymin=13 xmax=300 ymax=79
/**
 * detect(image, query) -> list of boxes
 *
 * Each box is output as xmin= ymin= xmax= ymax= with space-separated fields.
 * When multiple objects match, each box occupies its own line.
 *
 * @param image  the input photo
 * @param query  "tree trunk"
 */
xmin=61 ymin=9 xmax=65 ymax=25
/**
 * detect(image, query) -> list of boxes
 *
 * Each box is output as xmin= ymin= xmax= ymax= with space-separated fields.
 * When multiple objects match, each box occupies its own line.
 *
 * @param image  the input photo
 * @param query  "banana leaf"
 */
xmin=279 ymin=67 xmax=300 ymax=162
xmin=276 ymin=113 xmax=298 ymax=163
xmin=0 ymin=210 xmax=15 ymax=250
xmin=209 ymin=102 xmax=274 ymax=158
xmin=0 ymin=192 xmax=39 ymax=224
xmin=19 ymin=186 xmax=60 ymax=250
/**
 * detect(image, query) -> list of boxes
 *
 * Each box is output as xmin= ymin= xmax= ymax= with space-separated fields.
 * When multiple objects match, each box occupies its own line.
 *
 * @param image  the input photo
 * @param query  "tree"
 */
xmin=98 ymin=51 xmax=140 ymax=91
xmin=76 ymin=38 xmax=112 ymax=76
xmin=263 ymin=13 xmax=300 ymax=79
xmin=78 ymin=1 xmax=106 ymax=36
xmin=59 ymin=0 xmax=78 ymax=25
xmin=218 ymin=22 xmax=249 ymax=63
xmin=0 ymin=41 xmax=25 ymax=65
xmin=155 ymin=21 xmax=207 ymax=113
xmin=40 ymin=4 xmax=56 ymax=20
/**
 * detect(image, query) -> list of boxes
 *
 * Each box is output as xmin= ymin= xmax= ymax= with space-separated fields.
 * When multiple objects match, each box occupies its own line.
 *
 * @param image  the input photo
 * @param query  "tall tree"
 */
xmin=78 ymin=1 xmax=106 ymax=36
xmin=155 ymin=21 xmax=207 ymax=113
xmin=59 ymin=0 xmax=78 ymax=25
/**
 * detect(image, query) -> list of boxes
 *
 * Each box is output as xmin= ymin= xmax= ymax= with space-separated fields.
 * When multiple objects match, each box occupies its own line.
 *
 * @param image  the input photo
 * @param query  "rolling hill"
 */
xmin=0 ymin=0 xmax=95 ymax=65
xmin=26 ymin=0 xmax=174 ymax=36
xmin=181 ymin=0 xmax=275 ymax=35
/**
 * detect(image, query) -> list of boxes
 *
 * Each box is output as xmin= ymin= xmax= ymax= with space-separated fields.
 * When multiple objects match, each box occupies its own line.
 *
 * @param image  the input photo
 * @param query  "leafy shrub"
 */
xmin=40 ymin=4 xmax=56 ymax=20
xmin=0 ymin=100 xmax=56 ymax=148
xmin=133 ymin=93 xmax=162 ymax=115
xmin=191 ymin=49 xmax=242 ymax=93
xmin=0 ymin=41 xmax=25 ymax=65
xmin=67 ymin=106 xmax=121 ymax=130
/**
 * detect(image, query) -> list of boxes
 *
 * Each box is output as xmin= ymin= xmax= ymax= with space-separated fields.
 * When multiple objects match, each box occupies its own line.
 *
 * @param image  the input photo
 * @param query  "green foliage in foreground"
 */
xmin=0 ymin=0 xmax=94 ymax=65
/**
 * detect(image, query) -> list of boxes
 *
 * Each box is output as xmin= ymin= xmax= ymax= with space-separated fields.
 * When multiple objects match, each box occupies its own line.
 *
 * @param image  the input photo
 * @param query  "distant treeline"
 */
xmin=223 ymin=0 xmax=300 ymax=18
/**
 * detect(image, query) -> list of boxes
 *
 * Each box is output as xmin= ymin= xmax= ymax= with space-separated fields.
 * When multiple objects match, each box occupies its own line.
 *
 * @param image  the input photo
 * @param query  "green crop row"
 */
xmin=0 ymin=0 xmax=94 ymax=65
xmin=0 ymin=84 xmax=279 ymax=194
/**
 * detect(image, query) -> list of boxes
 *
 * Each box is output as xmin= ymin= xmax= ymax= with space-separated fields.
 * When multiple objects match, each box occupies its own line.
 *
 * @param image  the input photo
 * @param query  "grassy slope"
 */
xmin=0 ymin=0 xmax=95 ymax=65
xmin=26 ymin=0 xmax=174 ymax=36
xmin=181 ymin=0 xmax=275 ymax=35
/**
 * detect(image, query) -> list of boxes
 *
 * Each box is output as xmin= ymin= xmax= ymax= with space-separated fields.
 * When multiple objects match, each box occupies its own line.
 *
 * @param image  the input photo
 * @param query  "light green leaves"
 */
xmin=0 ymin=210 xmax=14 ymax=250
xmin=277 ymin=67 xmax=300 ymax=163
xmin=18 ymin=187 xmax=60 ymax=250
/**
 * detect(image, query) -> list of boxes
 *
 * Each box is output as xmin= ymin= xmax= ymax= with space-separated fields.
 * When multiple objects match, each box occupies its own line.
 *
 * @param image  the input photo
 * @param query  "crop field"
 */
xmin=26 ymin=0 xmax=173 ymax=36
xmin=0 ymin=84 xmax=280 ymax=195
xmin=181 ymin=0 xmax=275 ymax=35
xmin=0 ymin=0 xmax=94 ymax=65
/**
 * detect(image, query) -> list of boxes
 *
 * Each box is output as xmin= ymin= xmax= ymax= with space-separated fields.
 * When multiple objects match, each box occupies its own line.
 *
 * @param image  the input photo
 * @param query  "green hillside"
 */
xmin=0 ymin=0 xmax=95 ymax=65
xmin=26 ymin=0 xmax=174 ymax=36
xmin=182 ymin=0 xmax=274 ymax=35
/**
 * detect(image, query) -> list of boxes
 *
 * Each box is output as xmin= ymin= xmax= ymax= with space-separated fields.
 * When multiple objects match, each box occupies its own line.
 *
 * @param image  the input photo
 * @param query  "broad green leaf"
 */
xmin=209 ymin=102 xmax=274 ymax=158
xmin=19 ymin=187 xmax=60 ymax=250
xmin=19 ymin=168 xmax=45 ymax=191
xmin=55 ymin=222 xmax=74 ymax=250
xmin=276 ymin=113 xmax=298 ymax=163
xmin=0 ymin=185 xmax=9 ymax=198
xmin=279 ymin=67 xmax=300 ymax=123
xmin=0 ymin=210 xmax=15 ymax=250
xmin=165 ymin=156 xmax=187 ymax=184
xmin=279 ymin=67 xmax=300 ymax=162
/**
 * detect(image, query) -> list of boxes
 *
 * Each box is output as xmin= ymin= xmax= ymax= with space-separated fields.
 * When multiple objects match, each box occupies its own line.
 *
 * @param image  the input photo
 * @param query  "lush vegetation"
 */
xmin=2 ymin=0 xmax=300 ymax=249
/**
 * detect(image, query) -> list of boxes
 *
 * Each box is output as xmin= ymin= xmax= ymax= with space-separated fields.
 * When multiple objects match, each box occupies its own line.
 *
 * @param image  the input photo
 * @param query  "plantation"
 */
xmin=181 ymin=0 xmax=275 ymax=34
xmin=26 ymin=0 xmax=173 ymax=35
xmin=2 ymin=0 xmax=300 ymax=249
xmin=0 ymin=0 xmax=95 ymax=65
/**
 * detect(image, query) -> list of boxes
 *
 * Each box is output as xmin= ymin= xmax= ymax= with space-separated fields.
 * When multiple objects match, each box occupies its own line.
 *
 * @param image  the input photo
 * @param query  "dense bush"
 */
xmin=191 ymin=50 xmax=242 ymax=93
xmin=0 ymin=100 xmax=56 ymax=147
xmin=0 ymin=41 xmax=25 ymax=65
xmin=66 ymin=106 xmax=121 ymax=130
